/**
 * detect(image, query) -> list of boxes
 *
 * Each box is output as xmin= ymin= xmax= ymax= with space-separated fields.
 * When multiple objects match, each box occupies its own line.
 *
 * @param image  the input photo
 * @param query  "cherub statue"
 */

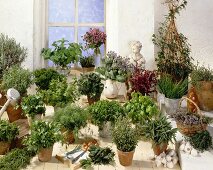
xmin=128 ymin=41 xmax=146 ymax=69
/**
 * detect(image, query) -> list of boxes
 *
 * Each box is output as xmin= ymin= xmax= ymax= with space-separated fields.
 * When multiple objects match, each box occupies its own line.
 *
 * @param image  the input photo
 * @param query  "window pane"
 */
xmin=78 ymin=0 xmax=104 ymax=23
xmin=49 ymin=0 xmax=75 ymax=23
xmin=78 ymin=27 xmax=105 ymax=66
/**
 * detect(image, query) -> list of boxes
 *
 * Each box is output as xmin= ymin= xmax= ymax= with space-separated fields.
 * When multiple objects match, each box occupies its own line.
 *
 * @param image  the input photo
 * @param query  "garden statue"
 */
xmin=128 ymin=41 xmax=146 ymax=69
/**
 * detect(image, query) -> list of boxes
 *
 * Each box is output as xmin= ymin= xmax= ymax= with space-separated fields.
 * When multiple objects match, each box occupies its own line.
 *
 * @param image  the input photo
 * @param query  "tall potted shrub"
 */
xmin=0 ymin=120 xmax=19 ymax=154
xmin=138 ymin=115 xmax=177 ymax=155
xmin=1 ymin=66 xmax=32 ymax=122
xmin=23 ymin=121 xmax=62 ymax=162
xmin=88 ymin=100 xmax=125 ymax=138
xmin=190 ymin=65 xmax=213 ymax=111
xmin=54 ymin=105 xmax=88 ymax=144
xmin=111 ymin=117 xmax=139 ymax=166
xmin=157 ymin=75 xmax=188 ymax=114
xmin=77 ymin=73 xmax=104 ymax=105
xmin=21 ymin=94 xmax=46 ymax=126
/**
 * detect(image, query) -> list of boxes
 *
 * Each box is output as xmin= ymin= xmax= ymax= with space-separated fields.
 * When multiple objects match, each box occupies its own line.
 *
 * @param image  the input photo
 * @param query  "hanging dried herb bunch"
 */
xmin=153 ymin=0 xmax=193 ymax=80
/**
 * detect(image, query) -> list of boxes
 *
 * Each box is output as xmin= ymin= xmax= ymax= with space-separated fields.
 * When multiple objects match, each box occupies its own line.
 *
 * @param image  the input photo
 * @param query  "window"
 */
xmin=48 ymin=0 xmax=106 ymax=65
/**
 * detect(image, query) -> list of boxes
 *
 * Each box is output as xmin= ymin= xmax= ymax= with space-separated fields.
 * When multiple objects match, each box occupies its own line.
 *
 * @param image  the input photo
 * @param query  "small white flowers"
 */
xmin=154 ymin=149 xmax=178 ymax=169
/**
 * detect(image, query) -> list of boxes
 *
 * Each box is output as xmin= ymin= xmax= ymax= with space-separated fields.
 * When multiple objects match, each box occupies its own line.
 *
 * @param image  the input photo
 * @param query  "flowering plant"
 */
xmin=129 ymin=68 xmax=157 ymax=96
xmin=83 ymin=28 xmax=106 ymax=55
xmin=96 ymin=51 xmax=132 ymax=82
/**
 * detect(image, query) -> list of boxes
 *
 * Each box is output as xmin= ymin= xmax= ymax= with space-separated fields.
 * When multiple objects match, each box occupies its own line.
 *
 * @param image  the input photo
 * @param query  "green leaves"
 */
xmin=77 ymin=73 xmax=104 ymax=99
xmin=125 ymin=92 xmax=159 ymax=124
xmin=41 ymin=38 xmax=83 ymax=68
xmin=80 ymin=55 xmax=95 ymax=68
xmin=0 ymin=120 xmax=19 ymax=142
xmin=138 ymin=115 xmax=177 ymax=145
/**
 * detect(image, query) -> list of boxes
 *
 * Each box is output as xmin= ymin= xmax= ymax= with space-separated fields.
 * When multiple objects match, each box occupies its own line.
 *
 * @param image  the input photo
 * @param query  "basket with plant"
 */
xmin=88 ymin=100 xmax=125 ymax=138
xmin=125 ymin=92 xmax=159 ymax=124
xmin=138 ymin=114 xmax=177 ymax=155
xmin=54 ymin=105 xmax=88 ymax=144
xmin=170 ymin=97 xmax=213 ymax=137
xmin=0 ymin=120 xmax=19 ymax=154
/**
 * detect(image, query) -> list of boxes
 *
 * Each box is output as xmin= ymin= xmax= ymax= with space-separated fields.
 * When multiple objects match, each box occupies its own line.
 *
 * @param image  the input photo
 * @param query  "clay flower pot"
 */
xmin=38 ymin=146 xmax=53 ymax=162
xmin=0 ymin=141 xmax=10 ymax=155
xmin=152 ymin=143 xmax=168 ymax=156
xmin=117 ymin=149 xmax=135 ymax=166
xmin=87 ymin=95 xmax=100 ymax=105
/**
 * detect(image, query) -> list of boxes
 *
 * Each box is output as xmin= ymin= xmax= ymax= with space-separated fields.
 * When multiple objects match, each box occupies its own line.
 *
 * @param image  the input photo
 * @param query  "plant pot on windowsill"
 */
xmin=0 ymin=141 xmax=11 ymax=155
xmin=152 ymin=142 xmax=168 ymax=156
xmin=117 ymin=149 xmax=135 ymax=166
xmin=38 ymin=146 xmax=53 ymax=162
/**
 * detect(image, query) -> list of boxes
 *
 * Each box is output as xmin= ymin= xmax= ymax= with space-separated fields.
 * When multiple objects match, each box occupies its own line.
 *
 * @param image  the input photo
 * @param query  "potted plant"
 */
xmin=33 ymin=68 xmax=65 ymax=91
xmin=23 ymin=120 xmax=62 ymax=162
xmin=152 ymin=0 xmax=193 ymax=81
xmin=190 ymin=64 xmax=213 ymax=111
xmin=96 ymin=51 xmax=132 ymax=99
xmin=88 ymin=100 xmax=125 ymax=138
xmin=157 ymin=75 xmax=188 ymax=115
xmin=54 ymin=105 xmax=88 ymax=144
xmin=111 ymin=117 xmax=139 ymax=166
xmin=125 ymin=92 xmax=159 ymax=124
xmin=1 ymin=66 xmax=32 ymax=122
xmin=80 ymin=55 xmax=95 ymax=72
xmin=0 ymin=120 xmax=19 ymax=155
xmin=39 ymin=77 xmax=79 ymax=109
xmin=41 ymin=38 xmax=82 ymax=71
xmin=170 ymin=97 xmax=213 ymax=137
xmin=0 ymin=33 xmax=27 ymax=106
xmin=83 ymin=28 xmax=106 ymax=56
xmin=129 ymin=68 xmax=157 ymax=96
xmin=77 ymin=73 xmax=104 ymax=105
xmin=138 ymin=115 xmax=177 ymax=156
xmin=21 ymin=94 xmax=46 ymax=126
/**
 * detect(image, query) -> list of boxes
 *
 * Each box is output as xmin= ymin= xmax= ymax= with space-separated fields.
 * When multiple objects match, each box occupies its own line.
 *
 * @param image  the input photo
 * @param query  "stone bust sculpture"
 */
xmin=128 ymin=41 xmax=146 ymax=69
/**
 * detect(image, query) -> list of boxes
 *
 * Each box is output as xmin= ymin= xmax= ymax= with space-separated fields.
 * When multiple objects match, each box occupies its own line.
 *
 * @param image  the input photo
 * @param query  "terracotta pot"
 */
xmin=87 ymin=95 xmax=100 ymax=105
xmin=38 ymin=146 xmax=53 ymax=162
xmin=187 ymin=86 xmax=199 ymax=113
xmin=62 ymin=130 xmax=75 ymax=144
xmin=196 ymin=81 xmax=213 ymax=111
xmin=117 ymin=149 xmax=135 ymax=166
xmin=0 ymin=141 xmax=10 ymax=155
xmin=152 ymin=143 xmax=168 ymax=156
xmin=0 ymin=91 xmax=7 ymax=107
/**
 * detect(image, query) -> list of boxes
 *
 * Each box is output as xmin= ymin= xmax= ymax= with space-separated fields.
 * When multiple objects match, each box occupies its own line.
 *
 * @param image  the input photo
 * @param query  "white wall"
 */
xmin=107 ymin=0 xmax=155 ymax=70
xmin=155 ymin=0 xmax=213 ymax=68
xmin=0 ymin=0 xmax=34 ymax=70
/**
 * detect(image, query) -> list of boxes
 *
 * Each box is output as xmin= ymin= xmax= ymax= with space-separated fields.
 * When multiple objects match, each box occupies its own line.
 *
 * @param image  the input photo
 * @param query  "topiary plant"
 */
xmin=0 ymin=33 xmax=27 ymax=78
xmin=1 ymin=66 xmax=32 ymax=95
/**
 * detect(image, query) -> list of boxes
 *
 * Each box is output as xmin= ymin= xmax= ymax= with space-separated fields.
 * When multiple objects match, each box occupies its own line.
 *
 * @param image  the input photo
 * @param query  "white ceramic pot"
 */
xmin=157 ymin=92 xmax=165 ymax=110
xmin=99 ymin=122 xmax=111 ymax=138
xmin=103 ymin=79 xmax=119 ymax=99
xmin=164 ymin=98 xmax=180 ymax=115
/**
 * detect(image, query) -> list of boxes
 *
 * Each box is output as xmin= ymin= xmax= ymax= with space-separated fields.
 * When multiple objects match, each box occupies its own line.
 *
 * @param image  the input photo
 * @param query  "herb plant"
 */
xmin=96 ymin=51 xmax=132 ymax=82
xmin=41 ymin=38 xmax=82 ymax=68
xmin=77 ymin=73 xmax=104 ymax=99
xmin=33 ymin=68 xmax=65 ymax=90
xmin=129 ymin=68 xmax=157 ymax=95
xmin=188 ymin=130 xmax=212 ymax=152
xmin=23 ymin=121 xmax=62 ymax=152
xmin=1 ymin=66 xmax=32 ymax=95
xmin=111 ymin=117 xmax=139 ymax=152
xmin=138 ymin=115 xmax=177 ymax=145
xmin=0 ymin=120 xmax=19 ymax=142
xmin=157 ymin=75 xmax=188 ymax=99
xmin=190 ymin=64 xmax=213 ymax=87
xmin=125 ymin=92 xmax=159 ymax=123
xmin=88 ymin=100 xmax=125 ymax=128
xmin=21 ymin=94 xmax=46 ymax=119
xmin=80 ymin=55 xmax=95 ymax=68
xmin=54 ymin=105 xmax=88 ymax=136
xmin=80 ymin=145 xmax=115 ymax=169
xmin=152 ymin=0 xmax=193 ymax=80
xmin=0 ymin=33 xmax=27 ymax=78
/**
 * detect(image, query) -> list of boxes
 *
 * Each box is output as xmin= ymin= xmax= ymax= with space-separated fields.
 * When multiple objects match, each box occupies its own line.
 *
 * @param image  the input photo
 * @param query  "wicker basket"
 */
xmin=176 ymin=97 xmax=207 ymax=137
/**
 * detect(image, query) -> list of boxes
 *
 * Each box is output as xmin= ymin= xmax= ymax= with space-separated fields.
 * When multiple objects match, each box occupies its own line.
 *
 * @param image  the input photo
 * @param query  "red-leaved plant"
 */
xmin=129 ymin=68 xmax=157 ymax=96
